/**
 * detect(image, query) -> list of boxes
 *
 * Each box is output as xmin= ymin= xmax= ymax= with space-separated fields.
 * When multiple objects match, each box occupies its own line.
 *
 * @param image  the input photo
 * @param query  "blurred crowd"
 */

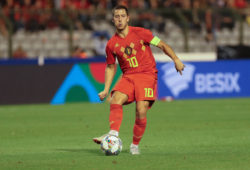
xmin=0 ymin=0 xmax=250 ymax=39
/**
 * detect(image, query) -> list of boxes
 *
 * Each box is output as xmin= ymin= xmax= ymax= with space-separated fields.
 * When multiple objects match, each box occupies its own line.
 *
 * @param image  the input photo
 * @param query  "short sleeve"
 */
xmin=106 ymin=44 xmax=116 ymax=64
xmin=137 ymin=28 xmax=154 ymax=44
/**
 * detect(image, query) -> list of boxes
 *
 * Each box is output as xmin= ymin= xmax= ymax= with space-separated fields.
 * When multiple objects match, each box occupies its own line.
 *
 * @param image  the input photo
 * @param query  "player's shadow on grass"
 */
xmin=55 ymin=148 xmax=130 ymax=156
xmin=55 ymin=148 xmax=104 ymax=156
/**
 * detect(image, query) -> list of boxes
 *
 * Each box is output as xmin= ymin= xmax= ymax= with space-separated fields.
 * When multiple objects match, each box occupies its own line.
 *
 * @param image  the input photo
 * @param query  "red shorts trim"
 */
xmin=111 ymin=73 xmax=157 ymax=106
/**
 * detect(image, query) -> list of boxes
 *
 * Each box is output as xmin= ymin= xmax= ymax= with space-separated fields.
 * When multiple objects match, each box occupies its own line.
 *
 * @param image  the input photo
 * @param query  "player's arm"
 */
xmin=151 ymin=37 xmax=185 ymax=75
xmin=98 ymin=64 xmax=117 ymax=101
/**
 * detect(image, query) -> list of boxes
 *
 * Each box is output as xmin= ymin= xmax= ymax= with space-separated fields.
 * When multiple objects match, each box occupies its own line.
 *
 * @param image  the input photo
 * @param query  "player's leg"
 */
xmin=93 ymin=91 xmax=128 ymax=144
xmin=130 ymin=100 xmax=150 ymax=155
xmin=108 ymin=91 xmax=128 ymax=136
xmin=130 ymin=73 xmax=157 ymax=154
xmin=93 ymin=75 xmax=135 ymax=144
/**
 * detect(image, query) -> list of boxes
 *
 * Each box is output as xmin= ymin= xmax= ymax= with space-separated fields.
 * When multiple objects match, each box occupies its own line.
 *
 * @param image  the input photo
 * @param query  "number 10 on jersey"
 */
xmin=127 ymin=56 xmax=138 ymax=68
xmin=144 ymin=88 xmax=154 ymax=97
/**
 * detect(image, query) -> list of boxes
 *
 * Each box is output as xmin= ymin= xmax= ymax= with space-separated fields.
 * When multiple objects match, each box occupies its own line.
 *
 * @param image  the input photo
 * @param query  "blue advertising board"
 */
xmin=157 ymin=59 xmax=250 ymax=99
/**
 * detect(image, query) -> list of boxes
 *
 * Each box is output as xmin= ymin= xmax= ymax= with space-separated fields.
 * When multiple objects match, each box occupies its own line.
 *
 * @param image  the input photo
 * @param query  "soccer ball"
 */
xmin=101 ymin=135 xmax=122 ymax=156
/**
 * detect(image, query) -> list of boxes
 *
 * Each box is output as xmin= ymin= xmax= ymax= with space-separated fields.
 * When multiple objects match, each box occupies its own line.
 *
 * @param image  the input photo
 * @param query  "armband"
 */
xmin=150 ymin=36 xmax=161 ymax=46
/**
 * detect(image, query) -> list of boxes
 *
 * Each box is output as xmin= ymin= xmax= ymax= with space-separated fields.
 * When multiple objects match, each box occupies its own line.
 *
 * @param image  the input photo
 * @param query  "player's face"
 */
xmin=113 ymin=9 xmax=129 ymax=31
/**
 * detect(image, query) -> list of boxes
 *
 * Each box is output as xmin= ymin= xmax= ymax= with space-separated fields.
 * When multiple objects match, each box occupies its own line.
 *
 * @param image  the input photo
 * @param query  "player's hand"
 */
xmin=98 ymin=90 xmax=108 ymax=101
xmin=174 ymin=58 xmax=185 ymax=75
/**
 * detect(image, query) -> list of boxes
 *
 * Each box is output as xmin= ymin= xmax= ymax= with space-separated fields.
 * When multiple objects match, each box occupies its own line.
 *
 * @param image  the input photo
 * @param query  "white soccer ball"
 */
xmin=101 ymin=135 xmax=122 ymax=156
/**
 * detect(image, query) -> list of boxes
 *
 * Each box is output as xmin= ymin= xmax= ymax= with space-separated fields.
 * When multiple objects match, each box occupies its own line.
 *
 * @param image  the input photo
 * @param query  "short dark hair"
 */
xmin=112 ymin=5 xmax=129 ymax=16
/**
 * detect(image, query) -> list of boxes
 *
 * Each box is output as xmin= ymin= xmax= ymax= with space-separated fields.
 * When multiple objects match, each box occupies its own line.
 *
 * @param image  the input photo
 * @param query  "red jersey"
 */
xmin=106 ymin=26 xmax=158 ymax=76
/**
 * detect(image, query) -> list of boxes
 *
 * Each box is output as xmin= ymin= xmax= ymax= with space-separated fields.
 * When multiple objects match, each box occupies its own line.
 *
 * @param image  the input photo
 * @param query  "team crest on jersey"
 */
xmin=125 ymin=46 xmax=132 ymax=56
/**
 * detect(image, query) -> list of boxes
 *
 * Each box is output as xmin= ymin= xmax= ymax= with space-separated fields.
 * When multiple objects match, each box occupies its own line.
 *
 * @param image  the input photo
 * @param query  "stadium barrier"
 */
xmin=157 ymin=59 xmax=250 ymax=100
xmin=0 ymin=57 xmax=250 ymax=105
xmin=217 ymin=45 xmax=250 ymax=60
xmin=0 ymin=58 xmax=121 ymax=105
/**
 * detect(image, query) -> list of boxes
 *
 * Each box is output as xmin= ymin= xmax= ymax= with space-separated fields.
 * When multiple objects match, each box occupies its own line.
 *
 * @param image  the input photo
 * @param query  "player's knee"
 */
xmin=136 ymin=108 xmax=147 ymax=119
xmin=136 ymin=101 xmax=149 ymax=119
xmin=110 ymin=92 xmax=128 ymax=105
xmin=110 ymin=97 xmax=120 ymax=105
xmin=136 ymin=111 xmax=147 ymax=119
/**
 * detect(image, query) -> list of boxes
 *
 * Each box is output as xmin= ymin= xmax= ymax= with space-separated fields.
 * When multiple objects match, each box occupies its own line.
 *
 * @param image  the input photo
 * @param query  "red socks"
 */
xmin=109 ymin=104 xmax=147 ymax=145
xmin=109 ymin=104 xmax=123 ymax=132
xmin=133 ymin=117 xmax=147 ymax=145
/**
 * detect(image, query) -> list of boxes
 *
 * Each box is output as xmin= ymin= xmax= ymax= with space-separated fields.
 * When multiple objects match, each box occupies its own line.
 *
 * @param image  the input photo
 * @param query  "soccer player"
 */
xmin=93 ymin=5 xmax=185 ymax=155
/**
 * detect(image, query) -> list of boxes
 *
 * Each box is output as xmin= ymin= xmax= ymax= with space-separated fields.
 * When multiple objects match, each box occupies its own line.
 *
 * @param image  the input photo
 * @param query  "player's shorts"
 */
xmin=111 ymin=73 xmax=157 ymax=107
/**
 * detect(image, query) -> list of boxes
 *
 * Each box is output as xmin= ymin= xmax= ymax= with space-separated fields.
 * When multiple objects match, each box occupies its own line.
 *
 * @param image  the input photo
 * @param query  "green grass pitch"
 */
xmin=0 ymin=98 xmax=250 ymax=170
